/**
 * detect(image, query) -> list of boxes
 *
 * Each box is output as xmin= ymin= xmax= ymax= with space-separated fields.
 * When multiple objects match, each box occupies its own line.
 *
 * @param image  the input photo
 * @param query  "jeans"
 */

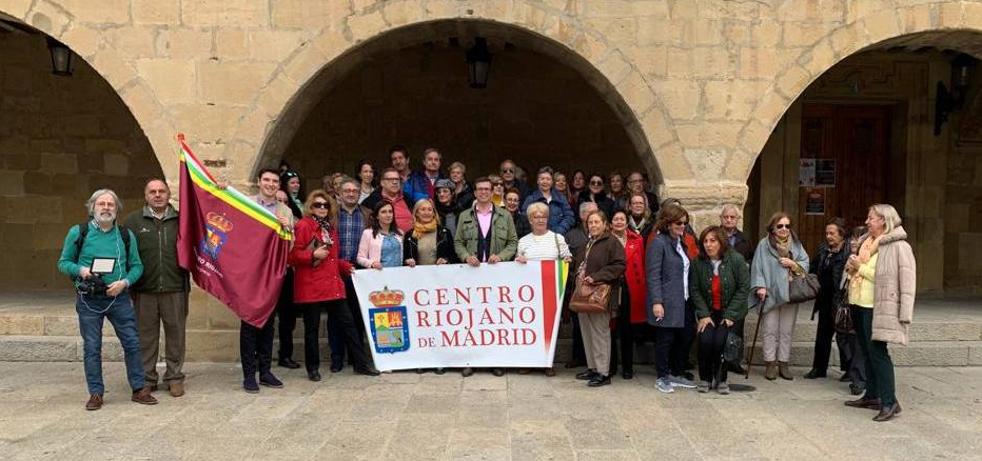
xmin=76 ymin=292 xmax=145 ymax=395
xmin=240 ymin=317 xmax=275 ymax=379
xmin=654 ymin=327 xmax=685 ymax=379
xmin=697 ymin=311 xmax=731 ymax=383
xmin=853 ymin=306 xmax=896 ymax=405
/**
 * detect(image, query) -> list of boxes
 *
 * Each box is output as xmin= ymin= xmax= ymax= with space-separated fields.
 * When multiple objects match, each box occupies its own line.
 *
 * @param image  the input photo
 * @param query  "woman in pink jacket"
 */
xmin=357 ymin=201 xmax=404 ymax=269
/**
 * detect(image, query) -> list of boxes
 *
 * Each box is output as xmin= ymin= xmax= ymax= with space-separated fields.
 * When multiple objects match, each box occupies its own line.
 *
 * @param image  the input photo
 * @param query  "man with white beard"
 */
xmin=57 ymin=189 xmax=158 ymax=411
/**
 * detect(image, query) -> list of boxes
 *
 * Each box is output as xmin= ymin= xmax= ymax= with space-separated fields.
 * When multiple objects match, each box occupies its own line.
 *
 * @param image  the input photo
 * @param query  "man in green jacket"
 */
xmin=57 ymin=188 xmax=158 ymax=410
xmin=453 ymin=176 xmax=518 ymax=378
xmin=123 ymin=179 xmax=190 ymax=398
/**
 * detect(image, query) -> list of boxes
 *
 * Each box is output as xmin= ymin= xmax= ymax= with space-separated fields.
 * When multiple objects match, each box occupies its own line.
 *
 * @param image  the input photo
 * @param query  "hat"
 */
xmin=435 ymin=179 xmax=455 ymax=191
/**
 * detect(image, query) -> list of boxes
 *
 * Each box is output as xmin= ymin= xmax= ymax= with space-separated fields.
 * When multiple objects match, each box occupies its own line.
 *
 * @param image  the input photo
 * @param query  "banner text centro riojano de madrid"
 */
xmin=352 ymin=261 xmax=568 ymax=371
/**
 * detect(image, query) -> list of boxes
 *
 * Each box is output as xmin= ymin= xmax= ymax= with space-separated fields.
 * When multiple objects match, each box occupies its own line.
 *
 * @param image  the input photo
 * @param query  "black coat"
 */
xmin=511 ymin=210 xmax=532 ymax=240
xmin=809 ymin=242 xmax=849 ymax=317
xmin=403 ymin=226 xmax=458 ymax=264
xmin=577 ymin=190 xmax=616 ymax=219
xmin=728 ymin=229 xmax=755 ymax=263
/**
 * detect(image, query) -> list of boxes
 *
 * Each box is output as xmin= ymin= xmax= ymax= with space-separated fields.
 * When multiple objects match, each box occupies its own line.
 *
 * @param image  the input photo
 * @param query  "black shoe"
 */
xmin=803 ymin=369 xmax=826 ymax=379
xmin=278 ymin=358 xmax=301 ymax=369
xmin=727 ymin=362 xmax=747 ymax=374
xmin=355 ymin=366 xmax=381 ymax=376
xmin=576 ymin=369 xmax=597 ymax=380
xmin=243 ymin=376 xmax=260 ymax=394
xmin=491 ymin=368 xmax=505 ymax=377
xmin=461 ymin=367 xmax=474 ymax=377
xmin=307 ymin=370 xmax=322 ymax=382
xmin=873 ymin=402 xmax=902 ymax=422
xmin=839 ymin=372 xmax=852 ymax=382
xmin=259 ymin=372 xmax=284 ymax=388
xmin=434 ymin=368 xmax=446 ymax=375
xmin=622 ymin=370 xmax=634 ymax=380
xmin=849 ymin=385 xmax=865 ymax=396
xmin=587 ymin=374 xmax=611 ymax=387
xmin=330 ymin=362 xmax=343 ymax=373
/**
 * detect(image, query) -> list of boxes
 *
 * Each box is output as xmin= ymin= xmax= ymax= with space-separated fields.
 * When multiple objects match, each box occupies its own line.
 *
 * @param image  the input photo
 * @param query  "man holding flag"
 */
xmin=176 ymin=136 xmax=295 ymax=394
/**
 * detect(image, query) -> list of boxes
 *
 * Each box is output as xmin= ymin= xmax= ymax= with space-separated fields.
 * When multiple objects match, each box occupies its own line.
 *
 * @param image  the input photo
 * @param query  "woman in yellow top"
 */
xmin=844 ymin=204 xmax=916 ymax=422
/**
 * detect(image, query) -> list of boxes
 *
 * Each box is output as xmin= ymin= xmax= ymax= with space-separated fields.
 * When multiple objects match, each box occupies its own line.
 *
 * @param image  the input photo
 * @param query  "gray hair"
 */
xmin=339 ymin=177 xmax=359 ymax=189
xmin=579 ymin=201 xmax=598 ymax=214
xmin=869 ymin=204 xmax=902 ymax=235
xmin=86 ymin=189 xmax=122 ymax=217
xmin=720 ymin=203 xmax=741 ymax=217
xmin=526 ymin=202 xmax=550 ymax=223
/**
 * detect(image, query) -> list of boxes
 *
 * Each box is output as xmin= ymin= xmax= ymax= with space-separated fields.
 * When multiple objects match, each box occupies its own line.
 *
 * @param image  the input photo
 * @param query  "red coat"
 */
xmin=624 ymin=229 xmax=648 ymax=324
xmin=288 ymin=217 xmax=353 ymax=304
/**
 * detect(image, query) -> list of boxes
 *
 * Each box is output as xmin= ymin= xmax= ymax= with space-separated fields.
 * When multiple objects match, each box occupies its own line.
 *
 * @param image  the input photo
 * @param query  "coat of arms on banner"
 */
xmin=368 ymin=287 xmax=410 ymax=353
xmin=200 ymin=212 xmax=233 ymax=260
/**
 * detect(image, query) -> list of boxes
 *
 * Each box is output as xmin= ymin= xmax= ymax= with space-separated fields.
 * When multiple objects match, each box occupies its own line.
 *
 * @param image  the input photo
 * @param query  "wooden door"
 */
xmin=798 ymin=104 xmax=893 ymax=254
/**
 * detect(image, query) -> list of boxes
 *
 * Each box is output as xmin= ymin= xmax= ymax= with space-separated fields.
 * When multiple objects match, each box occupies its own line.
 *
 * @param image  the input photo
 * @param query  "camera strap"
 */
xmin=74 ymin=222 xmax=131 ymax=271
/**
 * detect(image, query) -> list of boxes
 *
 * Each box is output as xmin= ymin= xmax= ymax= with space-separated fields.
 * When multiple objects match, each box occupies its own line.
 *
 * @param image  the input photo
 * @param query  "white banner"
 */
xmin=352 ymin=261 xmax=568 ymax=371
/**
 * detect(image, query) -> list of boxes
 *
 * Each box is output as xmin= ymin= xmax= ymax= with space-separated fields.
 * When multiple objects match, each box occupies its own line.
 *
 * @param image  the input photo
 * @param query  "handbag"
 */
xmin=788 ymin=273 xmax=820 ymax=303
xmin=568 ymin=252 xmax=610 ymax=314
xmin=723 ymin=330 xmax=743 ymax=365
xmin=833 ymin=275 xmax=853 ymax=334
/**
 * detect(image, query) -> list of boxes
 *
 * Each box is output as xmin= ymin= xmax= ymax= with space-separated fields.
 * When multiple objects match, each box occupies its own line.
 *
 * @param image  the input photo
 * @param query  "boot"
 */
xmin=764 ymin=361 xmax=778 ymax=380
xmin=778 ymin=362 xmax=794 ymax=381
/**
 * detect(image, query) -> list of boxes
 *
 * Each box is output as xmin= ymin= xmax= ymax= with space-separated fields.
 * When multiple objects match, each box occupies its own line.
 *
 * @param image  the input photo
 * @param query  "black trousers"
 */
xmin=322 ymin=299 xmax=372 ymax=370
xmin=276 ymin=270 xmax=297 ymax=360
xmin=609 ymin=284 xmax=634 ymax=375
xmin=326 ymin=277 xmax=367 ymax=366
xmin=853 ymin=306 xmax=896 ymax=406
xmin=240 ymin=317 xmax=274 ymax=379
xmin=673 ymin=304 xmax=696 ymax=373
xmin=654 ymin=327 xmax=686 ymax=379
xmin=293 ymin=302 xmax=325 ymax=372
xmin=697 ymin=311 xmax=731 ymax=383
xmin=812 ymin=296 xmax=851 ymax=373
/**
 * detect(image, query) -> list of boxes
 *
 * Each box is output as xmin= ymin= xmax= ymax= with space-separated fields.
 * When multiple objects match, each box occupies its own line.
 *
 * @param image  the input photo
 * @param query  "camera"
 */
xmin=77 ymin=275 xmax=109 ymax=296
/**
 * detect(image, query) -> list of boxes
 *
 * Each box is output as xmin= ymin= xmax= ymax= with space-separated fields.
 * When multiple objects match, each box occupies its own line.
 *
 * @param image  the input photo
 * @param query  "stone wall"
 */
xmin=945 ymin=73 xmax=982 ymax=293
xmin=283 ymin=41 xmax=642 ymax=181
xmin=0 ymin=32 xmax=161 ymax=291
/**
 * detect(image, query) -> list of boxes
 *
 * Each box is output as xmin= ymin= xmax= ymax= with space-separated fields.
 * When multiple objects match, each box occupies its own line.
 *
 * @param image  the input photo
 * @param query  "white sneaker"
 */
xmin=717 ymin=382 xmax=730 ymax=395
xmin=668 ymin=374 xmax=697 ymax=389
xmin=656 ymin=378 xmax=674 ymax=394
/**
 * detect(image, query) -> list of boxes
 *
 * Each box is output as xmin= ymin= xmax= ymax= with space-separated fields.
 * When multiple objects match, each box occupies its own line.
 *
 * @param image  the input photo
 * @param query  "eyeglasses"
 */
xmin=673 ymin=221 xmax=687 ymax=226
xmin=775 ymin=223 xmax=791 ymax=230
xmin=590 ymin=180 xmax=603 ymax=186
xmin=382 ymin=177 xmax=400 ymax=182
xmin=501 ymin=168 xmax=514 ymax=174
xmin=312 ymin=202 xmax=329 ymax=209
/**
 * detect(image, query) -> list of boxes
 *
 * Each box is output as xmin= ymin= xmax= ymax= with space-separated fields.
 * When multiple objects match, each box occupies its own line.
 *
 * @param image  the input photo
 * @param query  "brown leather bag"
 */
xmin=569 ymin=276 xmax=611 ymax=314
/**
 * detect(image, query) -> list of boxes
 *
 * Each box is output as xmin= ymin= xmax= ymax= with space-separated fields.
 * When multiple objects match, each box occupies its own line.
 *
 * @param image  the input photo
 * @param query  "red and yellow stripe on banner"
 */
xmin=540 ymin=260 xmax=568 ymax=352
xmin=177 ymin=134 xmax=292 ymax=241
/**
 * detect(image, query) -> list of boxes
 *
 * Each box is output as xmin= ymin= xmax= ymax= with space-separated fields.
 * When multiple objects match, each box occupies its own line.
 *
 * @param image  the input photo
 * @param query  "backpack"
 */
xmin=74 ymin=222 xmax=131 ymax=272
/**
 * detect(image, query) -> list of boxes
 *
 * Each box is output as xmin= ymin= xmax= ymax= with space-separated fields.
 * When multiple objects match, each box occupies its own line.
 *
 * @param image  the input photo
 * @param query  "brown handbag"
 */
xmin=569 ymin=274 xmax=611 ymax=314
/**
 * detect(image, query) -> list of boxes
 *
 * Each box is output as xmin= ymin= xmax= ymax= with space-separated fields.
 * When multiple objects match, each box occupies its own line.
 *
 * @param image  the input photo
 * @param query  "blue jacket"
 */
xmin=403 ymin=170 xmax=445 ymax=206
xmin=645 ymin=231 xmax=690 ymax=328
xmin=521 ymin=189 xmax=575 ymax=235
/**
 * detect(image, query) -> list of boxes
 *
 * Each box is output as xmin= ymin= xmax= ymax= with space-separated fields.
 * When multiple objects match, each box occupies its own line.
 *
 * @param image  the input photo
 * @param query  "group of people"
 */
xmin=56 ymin=145 xmax=917 ymax=422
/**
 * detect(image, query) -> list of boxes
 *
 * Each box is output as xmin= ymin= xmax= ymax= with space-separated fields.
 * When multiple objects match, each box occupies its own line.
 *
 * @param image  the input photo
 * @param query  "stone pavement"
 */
xmin=1 ymin=363 xmax=980 ymax=460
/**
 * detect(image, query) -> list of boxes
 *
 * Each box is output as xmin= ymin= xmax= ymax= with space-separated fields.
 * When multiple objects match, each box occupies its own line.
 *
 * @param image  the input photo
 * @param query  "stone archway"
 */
xmin=227 ymin=2 xmax=681 ymax=189
xmin=252 ymin=19 xmax=659 ymax=184
xmin=0 ymin=15 xmax=164 ymax=291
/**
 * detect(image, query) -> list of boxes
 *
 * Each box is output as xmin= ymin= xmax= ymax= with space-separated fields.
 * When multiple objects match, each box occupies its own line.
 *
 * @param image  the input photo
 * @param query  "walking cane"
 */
xmin=745 ymin=300 xmax=764 ymax=380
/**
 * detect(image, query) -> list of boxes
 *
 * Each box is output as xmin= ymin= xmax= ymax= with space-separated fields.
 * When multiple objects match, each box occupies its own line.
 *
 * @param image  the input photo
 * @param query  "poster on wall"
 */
xmin=815 ymin=159 xmax=836 ymax=187
xmin=805 ymin=188 xmax=826 ymax=215
xmin=799 ymin=158 xmax=816 ymax=187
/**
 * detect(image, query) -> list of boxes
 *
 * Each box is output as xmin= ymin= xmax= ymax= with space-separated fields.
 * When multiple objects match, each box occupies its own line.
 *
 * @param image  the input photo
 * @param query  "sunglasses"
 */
xmin=312 ymin=202 xmax=330 ymax=209
xmin=501 ymin=168 xmax=514 ymax=173
xmin=673 ymin=220 xmax=687 ymax=226
xmin=590 ymin=180 xmax=603 ymax=186
xmin=775 ymin=223 xmax=791 ymax=230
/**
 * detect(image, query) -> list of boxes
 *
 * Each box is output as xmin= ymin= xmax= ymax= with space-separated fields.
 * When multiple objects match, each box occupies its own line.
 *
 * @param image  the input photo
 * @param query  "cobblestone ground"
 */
xmin=0 ymin=362 xmax=979 ymax=460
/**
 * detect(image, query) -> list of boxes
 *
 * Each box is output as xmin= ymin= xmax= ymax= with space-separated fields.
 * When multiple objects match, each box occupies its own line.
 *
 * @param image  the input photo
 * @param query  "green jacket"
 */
xmin=57 ymin=221 xmax=143 ymax=287
xmin=123 ymin=206 xmax=189 ymax=293
xmin=454 ymin=205 xmax=518 ymax=262
xmin=689 ymin=249 xmax=750 ymax=322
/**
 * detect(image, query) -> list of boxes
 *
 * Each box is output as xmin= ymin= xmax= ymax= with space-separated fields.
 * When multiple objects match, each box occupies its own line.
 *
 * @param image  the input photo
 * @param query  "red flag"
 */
xmin=176 ymin=135 xmax=292 ymax=328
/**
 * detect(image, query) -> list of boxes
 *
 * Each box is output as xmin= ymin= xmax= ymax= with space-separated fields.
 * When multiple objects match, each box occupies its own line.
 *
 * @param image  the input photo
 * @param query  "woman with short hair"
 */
xmin=844 ymin=205 xmax=916 ymax=422
xmin=516 ymin=201 xmax=573 ymax=377
xmin=805 ymin=218 xmax=852 ymax=381
xmin=749 ymin=212 xmax=809 ymax=381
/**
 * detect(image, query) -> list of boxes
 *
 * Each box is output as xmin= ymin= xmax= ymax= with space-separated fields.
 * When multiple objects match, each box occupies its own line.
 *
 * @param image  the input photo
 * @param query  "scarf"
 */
xmin=629 ymin=215 xmax=648 ymax=233
xmin=769 ymin=233 xmax=792 ymax=259
xmin=313 ymin=215 xmax=334 ymax=247
xmin=413 ymin=218 xmax=438 ymax=239
xmin=848 ymin=234 xmax=882 ymax=291
xmin=436 ymin=199 xmax=458 ymax=217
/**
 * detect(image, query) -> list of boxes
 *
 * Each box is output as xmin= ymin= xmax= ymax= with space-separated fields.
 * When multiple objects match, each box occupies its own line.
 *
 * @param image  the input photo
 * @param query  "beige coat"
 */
xmin=866 ymin=226 xmax=916 ymax=345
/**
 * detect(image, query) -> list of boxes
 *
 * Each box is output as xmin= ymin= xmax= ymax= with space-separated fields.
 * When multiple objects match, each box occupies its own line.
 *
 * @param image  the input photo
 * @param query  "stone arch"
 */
xmin=233 ymin=1 xmax=679 ymax=188
xmin=0 ymin=1 xmax=176 ymax=182
xmin=733 ymin=1 xmax=982 ymax=182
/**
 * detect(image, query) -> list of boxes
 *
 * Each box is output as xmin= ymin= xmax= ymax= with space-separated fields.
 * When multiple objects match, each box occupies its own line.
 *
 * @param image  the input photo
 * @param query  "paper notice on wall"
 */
xmin=799 ymin=158 xmax=816 ymax=187
xmin=805 ymin=188 xmax=825 ymax=215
